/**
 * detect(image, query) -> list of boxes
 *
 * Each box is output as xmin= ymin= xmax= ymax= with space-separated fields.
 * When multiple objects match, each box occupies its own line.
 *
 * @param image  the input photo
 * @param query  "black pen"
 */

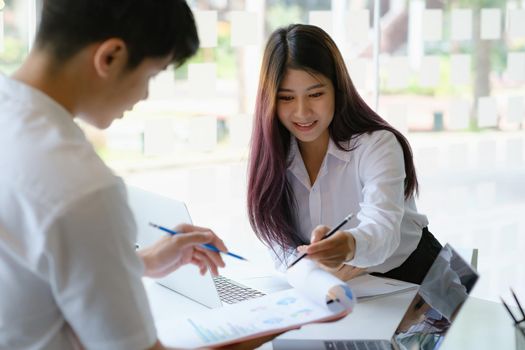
xmin=287 ymin=213 xmax=353 ymax=269
xmin=501 ymin=297 xmax=519 ymax=324
xmin=511 ymin=288 xmax=525 ymax=321
xmin=501 ymin=296 xmax=525 ymax=338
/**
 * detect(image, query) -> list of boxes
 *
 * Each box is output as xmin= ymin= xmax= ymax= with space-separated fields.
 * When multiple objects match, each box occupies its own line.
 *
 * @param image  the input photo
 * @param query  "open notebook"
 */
xmin=160 ymin=260 xmax=355 ymax=348
xmin=349 ymin=274 xmax=418 ymax=302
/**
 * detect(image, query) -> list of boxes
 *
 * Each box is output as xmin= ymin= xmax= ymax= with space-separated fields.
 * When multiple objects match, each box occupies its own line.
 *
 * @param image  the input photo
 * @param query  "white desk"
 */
xmin=144 ymin=276 xmax=515 ymax=350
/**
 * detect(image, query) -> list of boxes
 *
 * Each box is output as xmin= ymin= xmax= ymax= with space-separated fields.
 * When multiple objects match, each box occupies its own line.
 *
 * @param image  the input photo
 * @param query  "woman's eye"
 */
xmin=310 ymin=92 xmax=323 ymax=98
xmin=278 ymin=95 xmax=294 ymax=101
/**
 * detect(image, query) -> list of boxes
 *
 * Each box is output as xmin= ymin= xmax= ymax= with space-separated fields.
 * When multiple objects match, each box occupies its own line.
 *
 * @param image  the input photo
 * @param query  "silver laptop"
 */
xmin=127 ymin=186 xmax=265 ymax=308
xmin=273 ymin=243 xmax=479 ymax=350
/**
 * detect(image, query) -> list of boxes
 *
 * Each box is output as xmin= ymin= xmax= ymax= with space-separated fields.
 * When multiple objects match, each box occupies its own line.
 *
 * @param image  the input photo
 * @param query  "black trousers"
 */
xmin=371 ymin=227 xmax=442 ymax=284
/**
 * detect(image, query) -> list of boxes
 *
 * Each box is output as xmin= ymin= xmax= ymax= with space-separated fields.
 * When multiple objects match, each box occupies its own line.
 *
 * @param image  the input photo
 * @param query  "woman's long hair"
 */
xmin=247 ymin=24 xmax=418 ymax=262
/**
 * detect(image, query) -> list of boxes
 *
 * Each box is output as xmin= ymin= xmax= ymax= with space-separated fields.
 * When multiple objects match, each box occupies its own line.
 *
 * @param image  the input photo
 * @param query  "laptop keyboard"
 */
xmin=212 ymin=275 xmax=266 ymax=304
xmin=324 ymin=340 xmax=391 ymax=350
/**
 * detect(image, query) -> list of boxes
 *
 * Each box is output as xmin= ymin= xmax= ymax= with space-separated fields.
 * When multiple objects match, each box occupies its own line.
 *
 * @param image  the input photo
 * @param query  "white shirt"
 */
xmin=0 ymin=75 xmax=156 ymax=349
xmin=272 ymin=130 xmax=428 ymax=273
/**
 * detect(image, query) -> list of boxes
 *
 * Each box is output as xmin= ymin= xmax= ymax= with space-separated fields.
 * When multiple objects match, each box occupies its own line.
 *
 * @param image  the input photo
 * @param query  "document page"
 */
xmin=162 ymin=260 xmax=355 ymax=348
xmin=162 ymin=288 xmax=345 ymax=348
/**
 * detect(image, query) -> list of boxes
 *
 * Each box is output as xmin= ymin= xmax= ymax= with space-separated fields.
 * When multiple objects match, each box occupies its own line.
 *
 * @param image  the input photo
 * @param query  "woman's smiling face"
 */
xmin=276 ymin=68 xmax=335 ymax=146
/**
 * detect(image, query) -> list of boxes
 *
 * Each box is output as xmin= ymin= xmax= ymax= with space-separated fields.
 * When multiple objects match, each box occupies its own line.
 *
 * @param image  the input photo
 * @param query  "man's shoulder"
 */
xmin=29 ymin=142 xmax=116 ymax=209
xmin=0 ymin=107 xmax=118 ymax=213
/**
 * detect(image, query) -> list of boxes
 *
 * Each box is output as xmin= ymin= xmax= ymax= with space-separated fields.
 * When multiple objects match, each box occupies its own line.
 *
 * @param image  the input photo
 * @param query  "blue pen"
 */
xmin=148 ymin=222 xmax=248 ymax=262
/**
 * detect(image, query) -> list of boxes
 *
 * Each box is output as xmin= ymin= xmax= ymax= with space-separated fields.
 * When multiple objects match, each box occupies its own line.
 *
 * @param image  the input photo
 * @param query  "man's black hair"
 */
xmin=36 ymin=0 xmax=199 ymax=68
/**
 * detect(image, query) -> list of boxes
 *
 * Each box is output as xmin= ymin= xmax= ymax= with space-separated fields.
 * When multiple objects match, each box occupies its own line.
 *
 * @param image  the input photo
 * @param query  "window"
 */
xmin=3 ymin=0 xmax=523 ymax=302
xmin=0 ymin=0 xmax=35 ymax=74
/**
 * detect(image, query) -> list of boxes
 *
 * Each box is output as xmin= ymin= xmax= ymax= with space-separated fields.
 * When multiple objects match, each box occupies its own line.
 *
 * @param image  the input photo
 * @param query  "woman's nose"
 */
xmin=295 ymin=98 xmax=311 ymax=118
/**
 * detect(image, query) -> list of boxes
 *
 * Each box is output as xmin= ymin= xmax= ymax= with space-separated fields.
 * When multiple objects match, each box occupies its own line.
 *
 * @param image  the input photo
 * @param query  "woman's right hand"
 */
xmin=297 ymin=225 xmax=356 ymax=269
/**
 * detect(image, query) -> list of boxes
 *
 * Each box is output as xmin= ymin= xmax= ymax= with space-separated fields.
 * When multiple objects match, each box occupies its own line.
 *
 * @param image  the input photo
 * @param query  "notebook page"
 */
xmin=161 ymin=288 xmax=347 ymax=348
xmin=288 ymin=259 xmax=355 ymax=309
xmin=161 ymin=261 xmax=354 ymax=348
xmin=348 ymin=274 xmax=418 ymax=301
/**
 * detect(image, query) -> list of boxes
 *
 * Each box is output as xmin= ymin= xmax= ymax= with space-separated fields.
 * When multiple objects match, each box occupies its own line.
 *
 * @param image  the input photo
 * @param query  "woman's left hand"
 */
xmin=297 ymin=225 xmax=356 ymax=269
xmin=321 ymin=264 xmax=367 ymax=281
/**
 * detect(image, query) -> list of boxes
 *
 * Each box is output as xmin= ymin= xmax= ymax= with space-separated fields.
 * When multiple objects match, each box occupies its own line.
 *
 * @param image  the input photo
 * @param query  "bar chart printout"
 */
xmin=160 ymin=261 xmax=355 ymax=348
xmin=188 ymin=319 xmax=260 ymax=343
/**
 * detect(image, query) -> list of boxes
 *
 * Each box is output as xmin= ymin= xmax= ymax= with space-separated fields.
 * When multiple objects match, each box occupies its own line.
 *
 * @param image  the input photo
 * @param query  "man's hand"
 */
xmin=297 ymin=225 xmax=356 ymax=269
xmin=138 ymin=223 xmax=227 ymax=278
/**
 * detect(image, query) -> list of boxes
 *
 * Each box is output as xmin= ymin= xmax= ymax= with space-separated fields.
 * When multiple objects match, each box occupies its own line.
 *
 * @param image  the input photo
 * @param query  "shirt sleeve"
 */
xmin=38 ymin=182 xmax=157 ymax=350
xmin=347 ymin=131 xmax=405 ymax=268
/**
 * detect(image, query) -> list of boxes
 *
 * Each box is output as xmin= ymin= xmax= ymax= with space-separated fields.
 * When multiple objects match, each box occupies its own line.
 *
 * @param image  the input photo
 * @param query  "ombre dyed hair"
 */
xmin=247 ymin=24 xmax=418 ymax=263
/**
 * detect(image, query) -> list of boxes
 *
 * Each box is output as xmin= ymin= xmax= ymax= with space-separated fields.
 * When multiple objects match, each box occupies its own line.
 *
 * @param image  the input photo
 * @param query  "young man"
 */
xmin=0 ymin=1 xmax=277 ymax=349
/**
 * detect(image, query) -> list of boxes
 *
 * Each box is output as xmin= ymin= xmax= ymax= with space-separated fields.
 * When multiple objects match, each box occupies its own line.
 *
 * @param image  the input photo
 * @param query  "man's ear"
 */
xmin=93 ymin=38 xmax=128 ymax=79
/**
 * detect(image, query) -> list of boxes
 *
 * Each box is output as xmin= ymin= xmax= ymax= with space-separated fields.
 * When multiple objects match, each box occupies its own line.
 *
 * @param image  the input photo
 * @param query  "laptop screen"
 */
xmin=391 ymin=244 xmax=479 ymax=350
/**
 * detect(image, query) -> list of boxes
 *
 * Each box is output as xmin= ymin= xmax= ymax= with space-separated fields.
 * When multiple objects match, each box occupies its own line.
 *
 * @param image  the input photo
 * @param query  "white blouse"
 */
xmin=272 ymin=130 xmax=428 ymax=273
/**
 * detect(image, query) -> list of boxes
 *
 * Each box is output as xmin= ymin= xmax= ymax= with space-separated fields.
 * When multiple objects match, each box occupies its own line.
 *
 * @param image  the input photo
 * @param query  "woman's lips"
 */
xmin=293 ymin=120 xmax=318 ymax=132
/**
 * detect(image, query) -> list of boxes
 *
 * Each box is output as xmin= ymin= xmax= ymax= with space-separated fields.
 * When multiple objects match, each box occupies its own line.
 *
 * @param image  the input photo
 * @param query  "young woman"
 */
xmin=247 ymin=24 xmax=441 ymax=284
